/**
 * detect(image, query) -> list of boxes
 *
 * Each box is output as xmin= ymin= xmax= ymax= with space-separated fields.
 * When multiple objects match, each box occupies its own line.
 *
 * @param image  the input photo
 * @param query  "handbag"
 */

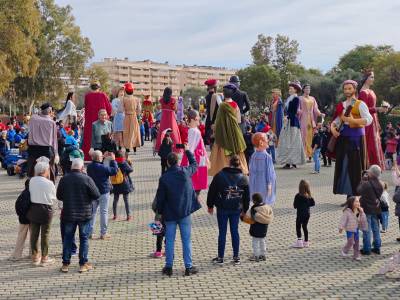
xmin=327 ymin=100 xmax=355 ymax=153
xmin=26 ymin=203 xmax=53 ymax=224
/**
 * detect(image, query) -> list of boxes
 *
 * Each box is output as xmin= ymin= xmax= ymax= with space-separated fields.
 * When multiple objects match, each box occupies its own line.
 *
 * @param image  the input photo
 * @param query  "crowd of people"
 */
xmin=3 ymin=71 xmax=400 ymax=276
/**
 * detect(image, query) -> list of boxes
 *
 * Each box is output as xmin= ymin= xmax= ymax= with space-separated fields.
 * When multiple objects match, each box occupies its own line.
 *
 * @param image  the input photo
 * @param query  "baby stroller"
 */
xmin=3 ymin=148 xmax=22 ymax=176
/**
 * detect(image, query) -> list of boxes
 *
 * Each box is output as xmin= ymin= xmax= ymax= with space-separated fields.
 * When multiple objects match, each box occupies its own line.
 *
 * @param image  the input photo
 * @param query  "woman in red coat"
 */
xmin=358 ymin=70 xmax=386 ymax=169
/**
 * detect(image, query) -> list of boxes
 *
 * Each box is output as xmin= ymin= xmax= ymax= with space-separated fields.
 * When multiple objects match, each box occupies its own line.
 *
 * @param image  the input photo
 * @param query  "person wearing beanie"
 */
xmin=122 ymin=82 xmax=141 ymax=158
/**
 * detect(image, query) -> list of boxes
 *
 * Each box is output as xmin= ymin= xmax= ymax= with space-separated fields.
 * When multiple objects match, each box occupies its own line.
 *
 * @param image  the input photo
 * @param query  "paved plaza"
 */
xmin=0 ymin=142 xmax=399 ymax=299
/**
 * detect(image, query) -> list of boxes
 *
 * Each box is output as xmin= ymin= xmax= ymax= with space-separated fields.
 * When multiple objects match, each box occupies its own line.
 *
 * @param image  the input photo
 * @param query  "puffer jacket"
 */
xmin=57 ymin=170 xmax=101 ymax=222
xmin=247 ymin=203 xmax=273 ymax=238
xmin=339 ymin=208 xmax=368 ymax=232
xmin=357 ymin=177 xmax=383 ymax=215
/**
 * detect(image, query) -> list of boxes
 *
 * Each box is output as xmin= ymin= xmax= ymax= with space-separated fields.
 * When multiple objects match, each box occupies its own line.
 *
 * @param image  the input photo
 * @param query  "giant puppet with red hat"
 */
xmin=142 ymin=94 xmax=154 ymax=125
xmin=82 ymin=79 xmax=112 ymax=160
xmin=204 ymin=78 xmax=223 ymax=146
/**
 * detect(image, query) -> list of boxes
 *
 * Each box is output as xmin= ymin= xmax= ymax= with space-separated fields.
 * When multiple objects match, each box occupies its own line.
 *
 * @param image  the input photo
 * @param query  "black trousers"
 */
xmin=27 ymin=145 xmax=55 ymax=182
xmin=296 ymin=216 xmax=310 ymax=241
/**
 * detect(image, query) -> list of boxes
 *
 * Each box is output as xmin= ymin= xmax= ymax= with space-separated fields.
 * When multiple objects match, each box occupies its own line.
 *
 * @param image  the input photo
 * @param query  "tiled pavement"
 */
xmin=0 ymin=142 xmax=399 ymax=299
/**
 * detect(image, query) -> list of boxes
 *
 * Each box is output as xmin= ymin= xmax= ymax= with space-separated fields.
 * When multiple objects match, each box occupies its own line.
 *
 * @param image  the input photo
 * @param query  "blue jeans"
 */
xmin=60 ymin=219 xmax=77 ymax=254
xmin=267 ymin=146 xmax=276 ymax=163
xmin=62 ymin=220 xmax=91 ymax=266
xmin=362 ymin=214 xmax=381 ymax=252
xmin=381 ymin=211 xmax=389 ymax=231
xmin=165 ymin=215 xmax=192 ymax=269
xmin=217 ymin=209 xmax=240 ymax=259
xmin=313 ymin=148 xmax=321 ymax=172
xmin=89 ymin=193 xmax=110 ymax=236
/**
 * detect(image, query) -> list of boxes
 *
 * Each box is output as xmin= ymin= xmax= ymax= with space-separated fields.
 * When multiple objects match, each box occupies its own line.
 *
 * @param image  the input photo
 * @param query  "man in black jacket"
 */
xmin=229 ymin=75 xmax=251 ymax=133
xmin=57 ymin=158 xmax=100 ymax=273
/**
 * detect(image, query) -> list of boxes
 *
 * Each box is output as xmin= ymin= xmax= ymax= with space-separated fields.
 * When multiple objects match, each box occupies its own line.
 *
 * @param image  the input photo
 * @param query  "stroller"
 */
xmin=3 ymin=148 xmax=22 ymax=176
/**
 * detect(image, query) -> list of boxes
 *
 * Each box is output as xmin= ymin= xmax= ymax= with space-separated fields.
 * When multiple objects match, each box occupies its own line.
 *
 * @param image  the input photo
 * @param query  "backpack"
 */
xmin=111 ymin=168 xmax=124 ymax=185
xmin=219 ymin=172 xmax=244 ymax=210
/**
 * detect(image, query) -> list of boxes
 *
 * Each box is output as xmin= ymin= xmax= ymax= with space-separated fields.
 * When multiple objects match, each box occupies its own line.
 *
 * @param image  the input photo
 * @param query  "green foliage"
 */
xmin=181 ymin=86 xmax=204 ymax=108
xmin=373 ymin=52 xmax=400 ymax=106
xmin=86 ymin=65 xmax=110 ymax=93
xmin=0 ymin=0 xmax=41 ymax=94
xmin=338 ymin=45 xmax=394 ymax=72
xmin=237 ymin=64 xmax=280 ymax=107
xmin=251 ymin=34 xmax=273 ymax=65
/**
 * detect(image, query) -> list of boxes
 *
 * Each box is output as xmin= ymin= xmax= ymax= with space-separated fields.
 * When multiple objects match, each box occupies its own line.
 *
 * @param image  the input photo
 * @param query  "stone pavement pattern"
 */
xmin=0 ymin=142 xmax=399 ymax=299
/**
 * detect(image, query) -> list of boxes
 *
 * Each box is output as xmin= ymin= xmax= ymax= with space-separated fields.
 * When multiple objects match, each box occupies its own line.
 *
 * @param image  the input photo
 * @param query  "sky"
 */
xmin=55 ymin=0 xmax=400 ymax=72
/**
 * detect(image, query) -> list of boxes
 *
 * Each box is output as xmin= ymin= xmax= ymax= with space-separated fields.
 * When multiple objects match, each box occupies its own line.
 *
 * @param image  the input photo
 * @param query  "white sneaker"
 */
xmin=292 ymin=239 xmax=304 ymax=248
xmin=341 ymin=250 xmax=349 ymax=257
xmin=303 ymin=241 xmax=310 ymax=248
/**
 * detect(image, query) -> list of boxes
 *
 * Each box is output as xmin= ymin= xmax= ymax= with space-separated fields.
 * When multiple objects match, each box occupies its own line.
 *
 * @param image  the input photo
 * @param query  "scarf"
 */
xmin=214 ymin=102 xmax=246 ymax=154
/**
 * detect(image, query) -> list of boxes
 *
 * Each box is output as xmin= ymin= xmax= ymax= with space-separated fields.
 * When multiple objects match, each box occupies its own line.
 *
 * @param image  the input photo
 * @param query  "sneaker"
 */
xmin=212 ymin=257 xmax=224 ymax=265
xmin=249 ymin=255 xmax=259 ymax=262
xmin=360 ymin=249 xmax=371 ymax=256
xmin=40 ymin=257 xmax=55 ymax=266
xmin=162 ymin=266 xmax=173 ymax=277
xmin=292 ymin=239 xmax=304 ymax=248
xmin=258 ymin=255 xmax=266 ymax=261
xmin=303 ymin=241 xmax=310 ymax=248
xmin=152 ymin=251 xmax=163 ymax=258
xmin=60 ymin=264 xmax=69 ymax=273
xmin=71 ymin=251 xmax=78 ymax=257
xmin=292 ymin=164 xmax=297 ymax=169
xmin=32 ymin=259 xmax=41 ymax=266
xmin=185 ymin=266 xmax=199 ymax=276
xmin=100 ymin=234 xmax=111 ymax=240
xmin=89 ymin=234 xmax=96 ymax=240
xmin=127 ymin=216 xmax=133 ymax=222
xmin=381 ymin=229 xmax=387 ymax=233
xmin=283 ymin=164 xmax=291 ymax=169
xmin=79 ymin=263 xmax=93 ymax=273
xmin=341 ymin=250 xmax=349 ymax=257
xmin=311 ymin=171 xmax=319 ymax=174
xmin=112 ymin=215 xmax=117 ymax=221
xmin=232 ymin=257 xmax=241 ymax=265
xmin=354 ymin=256 xmax=362 ymax=261
xmin=371 ymin=248 xmax=381 ymax=255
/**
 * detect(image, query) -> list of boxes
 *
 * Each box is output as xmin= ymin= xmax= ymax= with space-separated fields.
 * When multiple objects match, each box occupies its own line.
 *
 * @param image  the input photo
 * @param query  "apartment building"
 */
xmin=93 ymin=58 xmax=236 ymax=99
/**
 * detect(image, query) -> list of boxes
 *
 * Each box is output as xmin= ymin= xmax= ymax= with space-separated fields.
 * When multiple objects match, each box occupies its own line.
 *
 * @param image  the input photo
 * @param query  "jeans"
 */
xmin=380 ymin=211 xmax=389 ymax=231
xmin=60 ymin=220 xmax=77 ymax=254
xmin=252 ymin=237 xmax=266 ymax=257
xmin=89 ymin=193 xmax=110 ymax=236
xmin=62 ymin=220 xmax=91 ymax=266
xmin=267 ymin=146 xmax=276 ymax=163
xmin=112 ymin=193 xmax=131 ymax=217
xmin=342 ymin=230 xmax=360 ymax=258
xmin=216 ymin=210 xmax=240 ymax=259
xmin=30 ymin=221 xmax=51 ymax=258
xmin=165 ymin=215 xmax=192 ymax=268
xmin=362 ymin=214 xmax=381 ymax=252
xmin=313 ymin=148 xmax=321 ymax=172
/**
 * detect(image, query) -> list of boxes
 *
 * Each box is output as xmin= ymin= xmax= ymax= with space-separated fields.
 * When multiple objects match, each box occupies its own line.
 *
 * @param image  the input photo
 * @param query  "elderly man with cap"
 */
xmin=57 ymin=158 xmax=101 ymax=273
xmin=82 ymin=79 xmax=112 ymax=161
xmin=204 ymin=79 xmax=223 ymax=146
xmin=229 ymin=75 xmax=251 ymax=133
xmin=331 ymin=79 xmax=373 ymax=197
xmin=27 ymin=103 xmax=59 ymax=182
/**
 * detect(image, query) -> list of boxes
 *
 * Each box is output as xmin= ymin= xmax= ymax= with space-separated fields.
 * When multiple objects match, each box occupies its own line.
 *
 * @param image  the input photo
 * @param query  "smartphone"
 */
xmin=176 ymin=143 xmax=185 ymax=149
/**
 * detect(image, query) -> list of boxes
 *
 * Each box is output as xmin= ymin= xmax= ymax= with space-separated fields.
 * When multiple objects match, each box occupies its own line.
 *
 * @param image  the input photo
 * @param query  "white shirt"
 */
xmin=334 ymin=100 xmax=373 ymax=127
xmin=29 ymin=176 xmax=56 ymax=205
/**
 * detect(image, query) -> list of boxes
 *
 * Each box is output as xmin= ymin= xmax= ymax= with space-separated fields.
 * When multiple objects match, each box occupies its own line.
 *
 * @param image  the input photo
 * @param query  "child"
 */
xmin=158 ymin=132 xmax=173 ymax=175
xmin=9 ymin=179 xmax=31 ymax=260
xmin=385 ymin=131 xmax=397 ymax=169
xmin=65 ymin=130 xmax=79 ymax=147
xmin=151 ymin=121 xmax=160 ymax=156
xmin=311 ymin=127 xmax=322 ymax=174
xmin=266 ymin=128 xmax=277 ymax=164
xmin=320 ymin=125 xmax=332 ymax=167
xmin=292 ymin=180 xmax=315 ymax=248
xmin=380 ymin=182 xmax=390 ymax=233
xmin=112 ymin=150 xmax=134 ymax=221
xmin=249 ymin=132 xmax=276 ymax=205
xmin=151 ymin=197 xmax=165 ymax=258
xmin=246 ymin=193 xmax=274 ymax=262
xmin=339 ymin=196 xmax=368 ymax=260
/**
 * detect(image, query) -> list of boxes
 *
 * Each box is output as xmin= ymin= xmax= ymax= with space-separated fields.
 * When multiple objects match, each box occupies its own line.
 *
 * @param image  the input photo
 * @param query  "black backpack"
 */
xmin=219 ymin=172 xmax=244 ymax=210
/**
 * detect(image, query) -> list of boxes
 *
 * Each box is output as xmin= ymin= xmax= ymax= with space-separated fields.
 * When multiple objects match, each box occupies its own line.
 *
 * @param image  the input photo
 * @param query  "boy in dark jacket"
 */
xmin=158 ymin=133 xmax=173 ymax=175
xmin=9 ymin=179 xmax=31 ymax=260
xmin=112 ymin=151 xmax=134 ymax=221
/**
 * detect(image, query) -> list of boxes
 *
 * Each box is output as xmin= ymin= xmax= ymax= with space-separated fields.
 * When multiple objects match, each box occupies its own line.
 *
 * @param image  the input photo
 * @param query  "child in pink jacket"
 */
xmin=339 ymin=196 xmax=368 ymax=261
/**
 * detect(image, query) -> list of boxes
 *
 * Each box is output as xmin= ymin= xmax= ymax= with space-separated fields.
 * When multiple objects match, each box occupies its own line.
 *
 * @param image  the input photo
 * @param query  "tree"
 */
xmin=373 ymin=52 xmax=400 ymax=106
xmin=182 ymin=86 xmax=204 ymax=108
xmin=338 ymin=45 xmax=394 ymax=72
xmin=13 ymin=0 xmax=93 ymax=112
xmin=86 ymin=65 xmax=110 ymax=94
xmin=0 ymin=0 xmax=41 ymax=95
xmin=251 ymin=34 xmax=273 ymax=65
xmin=237 ymin=65 xmax=280 ymax=107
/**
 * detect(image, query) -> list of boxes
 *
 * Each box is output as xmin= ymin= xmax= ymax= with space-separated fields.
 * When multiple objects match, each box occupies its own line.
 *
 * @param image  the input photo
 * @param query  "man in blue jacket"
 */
xmin=87 ymin=150 xmax=118 ymax=240
xmin=155 ymin=146 xmax=200 ymax=276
